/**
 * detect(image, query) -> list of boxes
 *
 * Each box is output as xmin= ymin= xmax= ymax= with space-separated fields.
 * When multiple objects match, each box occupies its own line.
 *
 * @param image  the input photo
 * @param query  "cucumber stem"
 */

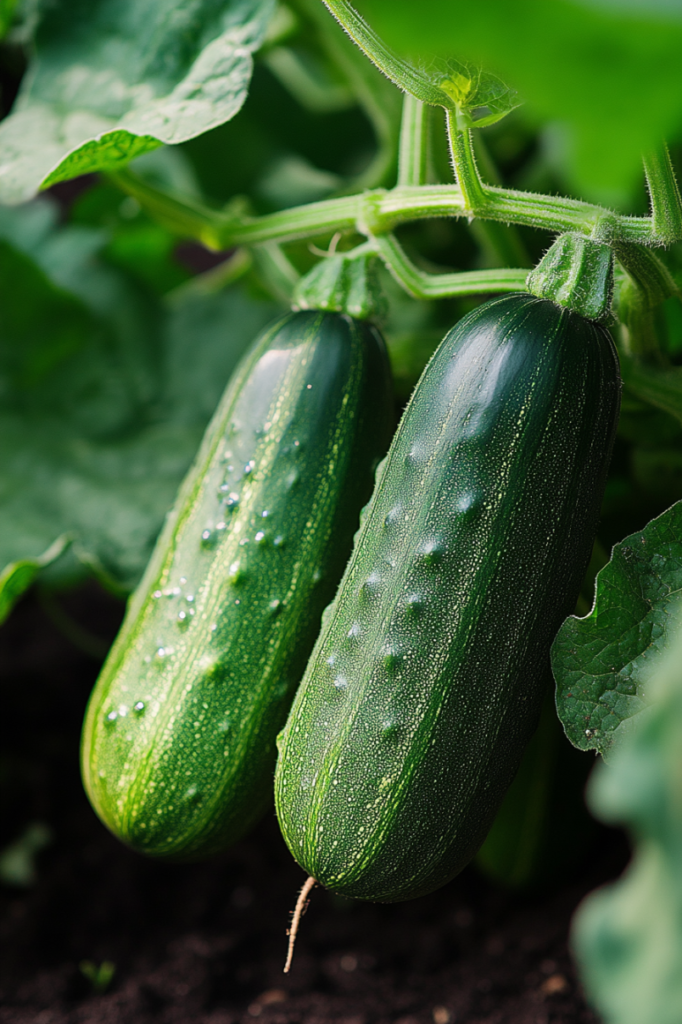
xmin=398 ymin=95 xmax=428 ymax=187
xmin=445 ymin=113 xmax=487 ymax=213
xmin=372 ymin=232 xmax=527 ymax=298
xmin=284 ymin=875 xmax=317 ymax=973
xmin=643 ymin=148 xmax=682 ymax=248
xmin=320 ymin=0 xmax=447 ymax=106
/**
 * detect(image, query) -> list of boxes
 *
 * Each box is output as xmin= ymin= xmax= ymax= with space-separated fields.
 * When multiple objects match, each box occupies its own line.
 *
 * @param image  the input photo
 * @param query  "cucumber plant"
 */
xmin=68 ymin=0 xmax=682 ymax=884
xmin=0 ymin=0 xmax=681 ymax=961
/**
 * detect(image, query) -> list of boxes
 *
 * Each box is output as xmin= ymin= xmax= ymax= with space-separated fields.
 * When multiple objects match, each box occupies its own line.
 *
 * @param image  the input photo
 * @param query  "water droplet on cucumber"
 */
xmin=228 ymin=560 xmax=244 ymax=584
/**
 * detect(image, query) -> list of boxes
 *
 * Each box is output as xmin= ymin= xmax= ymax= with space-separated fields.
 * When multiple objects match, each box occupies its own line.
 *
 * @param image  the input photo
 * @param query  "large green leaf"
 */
xmin=0 ymin=0 xmax=275 ymax=204
xmin=359 ymin=0 xmax=682 ymax=202
xmin=0 ymin=203 xmax=278 ymax=617
xmin=552 ymin=501 xmax=682 ymax=759
xmin=572 ymin=625 xmax=682 ymax=1024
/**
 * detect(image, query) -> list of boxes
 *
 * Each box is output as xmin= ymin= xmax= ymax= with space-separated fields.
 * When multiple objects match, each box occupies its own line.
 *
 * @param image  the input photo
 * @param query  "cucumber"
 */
xmin=274 ymin=293 xmax=621 ymax=902
xmin=81 ymin=310 xmax=392 ymax=860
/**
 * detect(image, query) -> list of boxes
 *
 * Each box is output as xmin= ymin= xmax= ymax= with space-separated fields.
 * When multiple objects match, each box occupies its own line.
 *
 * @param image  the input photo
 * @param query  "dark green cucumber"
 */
xmin=81 ymin=310 xmax=392 ymax=860
xmin=274 ymin=293 xmax=621 ymax=902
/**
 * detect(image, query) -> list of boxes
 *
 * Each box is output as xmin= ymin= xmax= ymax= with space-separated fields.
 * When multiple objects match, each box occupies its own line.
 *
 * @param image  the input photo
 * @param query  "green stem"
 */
xmin=613 ymin=242 xmax=679 ymax=362
xmin=375 ymin=186 xmax=654 ymax=243
xmin=445 ymin=111 xmax=487 ymax=212
xmin=250 ymin=243 xmax=301 ymax=303
xmin=372 ymin=233 xmax=527 ymax=298
xmin=109 ymin=170 xmax=232 ymax=250
xmin=643 ymin=148 xmax=682 ymax=247
xmin=112 ymin=169 xmax=659 ymax=253
xmin=471 ymin=132 xmax=532 ymax=268
xmin=398 ymin=95 xmax=428 ymax=187
xmin=614 ymin=242 xmax=680 ymax=308
xmin=320 ymin=0 xmax=447 ymax=106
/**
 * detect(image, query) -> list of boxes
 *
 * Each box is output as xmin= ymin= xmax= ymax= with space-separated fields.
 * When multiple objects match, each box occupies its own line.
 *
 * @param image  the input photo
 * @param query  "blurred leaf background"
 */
xmin=360 ymin=0 xmax=682 ymax=205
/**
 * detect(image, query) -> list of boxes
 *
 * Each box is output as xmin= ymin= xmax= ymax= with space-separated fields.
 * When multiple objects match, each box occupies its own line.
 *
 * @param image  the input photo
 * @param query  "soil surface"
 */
xmin=0 ymin=585 xmax=626 ymax=1024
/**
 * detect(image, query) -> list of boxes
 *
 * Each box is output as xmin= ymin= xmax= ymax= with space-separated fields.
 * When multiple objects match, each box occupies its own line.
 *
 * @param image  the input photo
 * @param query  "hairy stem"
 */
xmin=320 ymin=0 xmax=446 ymax=105
xmin=112 ymin=168 xmax=660 ymax=255
xmin=372 ymin=233 xmax=528 ymax=298
xmin=446 ymin=112 xmax=487 ymax=212
xmin=643 ymin=148 xmax=682 ymax=247
xmin=398 ymin=95 xmax=428 ymax=187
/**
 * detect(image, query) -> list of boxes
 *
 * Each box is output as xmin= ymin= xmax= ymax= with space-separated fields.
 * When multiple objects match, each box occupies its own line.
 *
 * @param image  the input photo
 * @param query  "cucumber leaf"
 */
xmin=438 ymin=59 xmax=521 ymax=129
xmin=0 ymin=537 xmax=70 ymax=624
xmin=0 ymin=0 xmax=275 ymax=204
xmin=552 ymin=500 xmax=682 ymax=759
xmin=572 ymin=625 xmax=682 ymax=1024
xmin=0 ymin=202 xmax=278 ymax=619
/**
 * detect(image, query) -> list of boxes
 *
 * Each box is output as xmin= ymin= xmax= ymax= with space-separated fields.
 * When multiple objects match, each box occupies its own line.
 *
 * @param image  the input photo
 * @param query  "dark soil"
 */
xmin=0 ymin=585 xmax=626 ymax=1024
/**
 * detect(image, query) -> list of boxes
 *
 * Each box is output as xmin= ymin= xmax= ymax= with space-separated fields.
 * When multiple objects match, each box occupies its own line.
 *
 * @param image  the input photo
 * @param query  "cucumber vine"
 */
xmin=108 ymin=0 xmax=682 ymax=319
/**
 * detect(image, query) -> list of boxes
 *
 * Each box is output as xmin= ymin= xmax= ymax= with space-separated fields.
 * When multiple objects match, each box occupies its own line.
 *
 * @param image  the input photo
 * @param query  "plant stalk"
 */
xmin=643 ymin=148 xmax=682 ymax=248
xmin=445 ymin=112 xmax=487 ymax=212
xmin=372 ymin=233 xmax=527 ymax=298
xmin=398 ymin=95 xmax=428 ymax=187
xmin=112 ymin=169 xmax=660 ymax=254
xmin=320 ymin=0 xmax=447 ymax=106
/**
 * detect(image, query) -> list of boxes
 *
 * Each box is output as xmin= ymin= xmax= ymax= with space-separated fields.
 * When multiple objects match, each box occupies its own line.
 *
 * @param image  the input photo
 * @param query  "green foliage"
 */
xmin=0 ymin=822 xmax=52 ymax=886
xmin=0 ymin=0 xmax=274 ymax=204
xmin=0 ymin=536 xmax=70 ymax=624
xmin=475 ymin=691 xmax=595 ymax=891
xmin=572 ymin=624 xmax=682 ymax=1024
xmin=79 ymin=960 xmax=116 ymax=995
xmin=0 ymin=0 xmax=18 ymax=37
xmin=360 ymin=0 xmax=682 ymax=202
xmin=553 ymin=501 xmax=682 ymax=759
xmin=438 ymin=59 xmax=520 ymax=129
xmin=0 ymin=198 xmax=278 ymax=616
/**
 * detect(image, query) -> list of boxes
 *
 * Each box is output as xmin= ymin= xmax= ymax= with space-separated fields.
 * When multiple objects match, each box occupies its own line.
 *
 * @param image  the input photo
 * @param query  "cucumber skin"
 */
xmin=81 ymin=311 xmax=392 ymax=860
xmin=274 ymin=294 xmax=621 ymax=902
